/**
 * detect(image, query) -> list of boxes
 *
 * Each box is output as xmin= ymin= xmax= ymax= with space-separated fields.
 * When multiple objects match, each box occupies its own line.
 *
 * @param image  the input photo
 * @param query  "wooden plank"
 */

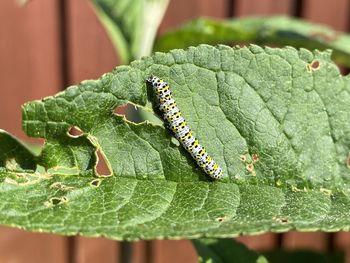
xmin=65 ymin=0 xmax=121 ymax=262
xmin=282 ymin=231 xmax=330 ymax=255
xmin=66 ymin=0 xmax=120 ymax=85
xmin=282 ymin=231 xmax=328 ymax=251
xmin=0 ymin=227 xmax=66 ymax=263
xmin=75 ymin=237 xmax=119 ymax=263
xmin=236 ymin=233 xmax=278 ymax=250
xmin=132 ymin=241 xmax=151 ymax=263
xmin=0 ymin=0 xmax=63 ymax=139
xmin=234 ymin=0 xmax=294 ymax=16
xmin=159 ymin=0 xmax=229 ymax=34
xmin=334 ymin=232 xmax=350 ymax=263
xmin=302 ymin=0 xmax=349 ymax=31
xmin=0 ymin=1 xmax=67 ymax=262
xmin=153 ymin=240 xmax=197 ymax=263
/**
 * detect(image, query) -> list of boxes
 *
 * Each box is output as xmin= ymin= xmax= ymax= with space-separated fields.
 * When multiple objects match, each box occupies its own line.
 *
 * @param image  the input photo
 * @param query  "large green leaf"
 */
xmin=92 ymin=0 xmax=169 ymax=63
xmin=155 ymin=16 xmax=350 ymax=67
xmin=1 ymin=45 xmax=350 ymax=240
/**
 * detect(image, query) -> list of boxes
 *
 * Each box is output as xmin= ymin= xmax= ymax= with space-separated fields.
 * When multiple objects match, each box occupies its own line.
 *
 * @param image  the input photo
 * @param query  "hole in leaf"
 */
xmin=246 ymin=163 xmax=254 ymax=172
xmin=239 ymin=155 xmax=247 ymax=162
xmin=51 ymin=197 xmax=62 ymax=205
xmin=306 ymin=60 xmax=321 ymax=72
xmin=274 ymin=216 xmax=288 ymax=224
xmin=46 ymin=196 xmax=68 ymax=207
xmin=310 ymin=60 xmax=320 ymax=70
xmin=252 ymin=153 xmax=259 ymax=163
xmin=246 ymin=163 xmax=256 ymax=176
xmin=67 ymin=126 xmax=83 ymax=138
xmin=114 ymin=105 xmax=128 ymax=115
xmin=90 ymin=179 xmax=102 ymax=187
xmin=216 ymin=216 xmax=227 ymax=223
xmin=94 ymin=149 xmax=112 ymax=177
xmin=113 ymin=103 xmax=162 ymax=125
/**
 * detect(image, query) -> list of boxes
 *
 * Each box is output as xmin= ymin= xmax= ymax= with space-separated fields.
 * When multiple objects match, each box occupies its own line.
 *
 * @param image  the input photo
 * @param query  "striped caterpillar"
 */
xmin=147 ymin=75 xmax=223 ymax=180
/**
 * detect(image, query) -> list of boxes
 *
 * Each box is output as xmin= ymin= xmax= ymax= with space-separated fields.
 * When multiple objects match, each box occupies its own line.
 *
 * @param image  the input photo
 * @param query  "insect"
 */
xmin=146 ymin=75 xmax=223 ymax=179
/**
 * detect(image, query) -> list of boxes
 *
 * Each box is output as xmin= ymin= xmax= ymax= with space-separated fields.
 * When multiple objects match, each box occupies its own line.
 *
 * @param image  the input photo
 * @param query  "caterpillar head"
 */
xmin=146 ymin=75 xmax=166 ymax=90
xmin=146 ymin=75 xmax=156 ymax=84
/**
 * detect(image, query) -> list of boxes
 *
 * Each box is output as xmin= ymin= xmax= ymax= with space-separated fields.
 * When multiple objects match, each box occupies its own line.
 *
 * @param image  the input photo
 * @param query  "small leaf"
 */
xmin=0 ymin=130 xmax=36 ymax=171
xmin=193 ymin=238 xmax=268 ymax=263
xmin=92 ymin=0 xmax=169 ymax=63
xmin=155 ymin=16 xmax=350 ymax=67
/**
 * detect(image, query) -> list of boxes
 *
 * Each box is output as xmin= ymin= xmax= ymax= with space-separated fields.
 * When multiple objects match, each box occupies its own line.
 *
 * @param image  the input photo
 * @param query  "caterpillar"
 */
xmin=147 ymin=75 xmax=223 ymax=180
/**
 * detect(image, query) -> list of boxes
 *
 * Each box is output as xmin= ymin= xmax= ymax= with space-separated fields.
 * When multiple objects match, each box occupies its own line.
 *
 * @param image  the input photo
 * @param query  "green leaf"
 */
xmin=0 ymin=129 xmax=36 ymax=171
xmin=1 ymin=45 xmax=350 ymax=240
xmin=92 ymin=0 xmax=169 ymax=63
xmin=155 ymin=16 xmax=350 ymax=67
xmin=263 ymin=250 xmax=344 ymax=263
xmin=193 ymin=238 xmax=268 ymax=263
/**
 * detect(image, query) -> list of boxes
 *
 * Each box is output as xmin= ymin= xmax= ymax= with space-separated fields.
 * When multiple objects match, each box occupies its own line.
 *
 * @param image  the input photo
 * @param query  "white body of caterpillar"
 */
xmin=147 ymin=75 xmax=223 ymax=179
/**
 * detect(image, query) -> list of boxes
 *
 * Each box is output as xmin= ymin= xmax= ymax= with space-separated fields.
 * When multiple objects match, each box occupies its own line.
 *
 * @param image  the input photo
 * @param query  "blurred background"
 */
xmin=0 ymin=0 xmax=350 ymax=262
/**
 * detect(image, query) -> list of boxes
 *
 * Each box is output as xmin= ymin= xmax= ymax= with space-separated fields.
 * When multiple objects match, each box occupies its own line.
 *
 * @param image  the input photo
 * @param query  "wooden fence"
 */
xmin=0 ymin=0 xmax=349 ymax=262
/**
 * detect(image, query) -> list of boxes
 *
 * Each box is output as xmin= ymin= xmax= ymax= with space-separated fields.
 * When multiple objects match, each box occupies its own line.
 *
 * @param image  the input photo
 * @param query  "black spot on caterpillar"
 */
xmin=146 ymin=75 xmax=223 ymax=180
